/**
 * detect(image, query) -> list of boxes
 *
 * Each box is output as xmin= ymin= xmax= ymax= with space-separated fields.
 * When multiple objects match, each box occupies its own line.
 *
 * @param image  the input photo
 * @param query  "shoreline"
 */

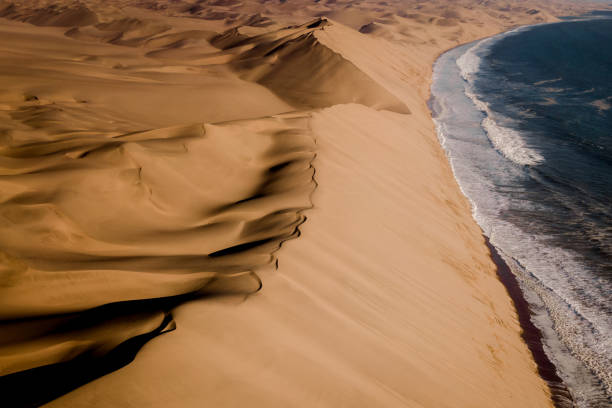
xmin=428 ymin=18 xmax=612 ymax=405
xmin=485 ymin=238 xmax=574 ymax=408
xmin=427 ymin=31 xmax=575 ymax=407
xmin=2 ymin=2 xmax=607 ymax=406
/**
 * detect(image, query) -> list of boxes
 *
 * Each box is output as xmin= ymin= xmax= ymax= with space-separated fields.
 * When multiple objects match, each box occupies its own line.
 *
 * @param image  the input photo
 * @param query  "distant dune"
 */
xmin=0 ymin=0 xmax=606 ymax=407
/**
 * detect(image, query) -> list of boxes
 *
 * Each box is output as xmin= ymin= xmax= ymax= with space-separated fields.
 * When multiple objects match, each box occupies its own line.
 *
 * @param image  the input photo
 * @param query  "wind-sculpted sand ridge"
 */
xmin=0 ymin=14 xmax=318 ymax=405
xmin=0 ymin=117 xmax=316 ymax=318
xmin=0 ymin=115 xmax=316 ymax=403
xmin=212 ymin=18 xmax=410 ymax=113
xmin=0 ymin=110 xmax=317 ymax=334
xmin=0 ymin=2 xmax=98 ymax=27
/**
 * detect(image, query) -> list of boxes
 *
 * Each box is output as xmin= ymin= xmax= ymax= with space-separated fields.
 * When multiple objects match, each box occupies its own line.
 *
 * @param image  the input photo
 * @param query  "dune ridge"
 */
xmin=0 ymin=0 xmax=609 ymax=407
xmin=212 ymin=18 xmax=410 ymax=113
xmin=0 ymin=10 xmax=320 ymax=401
xmin=0 ymin=105 xmax=318 ymax=369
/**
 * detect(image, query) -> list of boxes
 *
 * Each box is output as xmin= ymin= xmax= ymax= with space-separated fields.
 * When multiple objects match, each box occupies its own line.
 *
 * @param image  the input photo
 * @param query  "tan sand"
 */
xmin=0 ymin=0 xmax=607 ymax=406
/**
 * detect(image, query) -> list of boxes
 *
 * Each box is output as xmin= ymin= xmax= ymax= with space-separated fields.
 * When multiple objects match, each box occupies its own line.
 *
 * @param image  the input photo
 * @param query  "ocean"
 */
xmin=430 ymin=14 xmax=612 ymax=408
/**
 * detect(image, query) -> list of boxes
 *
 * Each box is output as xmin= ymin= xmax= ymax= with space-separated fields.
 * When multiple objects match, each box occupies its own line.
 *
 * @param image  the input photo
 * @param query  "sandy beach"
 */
xmin=0 ymin=0 xmax=605 ymax=406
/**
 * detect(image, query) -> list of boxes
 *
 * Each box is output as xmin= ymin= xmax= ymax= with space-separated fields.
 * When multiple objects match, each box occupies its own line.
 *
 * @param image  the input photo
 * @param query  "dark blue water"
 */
xmin=431 ymin=17 xmax=612 ymax=408
xmin=474 ymin=20 xmax=612 ymax=275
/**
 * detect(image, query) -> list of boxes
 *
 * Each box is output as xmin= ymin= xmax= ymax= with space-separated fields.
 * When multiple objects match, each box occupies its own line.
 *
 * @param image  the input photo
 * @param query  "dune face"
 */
xmin=0 ymin=0 xmax=606 ymax=407
xmin=0 ymin=3 xmax=98 ymax=27
xmin=0 ymin=11 xmax=316 ymax=403
xmin=0 ymin=114 xmax=316 ymax=319
xmin=212 ymin=18 xmax=410 ymax=113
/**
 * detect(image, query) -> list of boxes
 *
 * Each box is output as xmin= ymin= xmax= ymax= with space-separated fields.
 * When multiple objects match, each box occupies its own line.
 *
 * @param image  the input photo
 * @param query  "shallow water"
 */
xmin=430 ymin=17 xmax=612 ymax=408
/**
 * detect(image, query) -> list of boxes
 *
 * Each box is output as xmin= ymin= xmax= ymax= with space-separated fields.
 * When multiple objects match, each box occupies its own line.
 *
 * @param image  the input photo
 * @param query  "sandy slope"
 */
xmin=0 ymin=14 xmax=317 ymax=379
xmin=0 ymin=0 xmax=607 ymax=407
xmin=44 ymin=104 xmax=553 ymax=408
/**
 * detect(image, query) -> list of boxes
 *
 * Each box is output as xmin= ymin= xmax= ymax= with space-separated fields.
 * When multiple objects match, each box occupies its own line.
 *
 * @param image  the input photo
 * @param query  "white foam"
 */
xmin=500 ymin=246 xmax=612 ymax=407
xmin=482 ymin=117 xmax=544 ymax=166
xmin=455 ymin=37 xmax=492 ymax=82
xmin=534 ymin=77 xmax=563 ymax=86
xmin=456 ymin=36 xmax=545 ymax=167
xmin=431 ymin=38 xmax=612 ymax=405
xmin=455 ymin=24 xmax=531 ymax=82
xmin=490 ymin=221 xmax=612 ymax=404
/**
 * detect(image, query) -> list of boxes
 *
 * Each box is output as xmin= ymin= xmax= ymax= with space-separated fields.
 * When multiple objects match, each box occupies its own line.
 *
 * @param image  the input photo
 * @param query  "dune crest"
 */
xmin=0 ymin=2 xmax=97 ymax=27
xmin=212 ymin=18 xmax=411 ymax=113
xmin=0 ymin=10 xmax=317 ymax=401
xmin=0 ymin=108 xmax=317 ymax=372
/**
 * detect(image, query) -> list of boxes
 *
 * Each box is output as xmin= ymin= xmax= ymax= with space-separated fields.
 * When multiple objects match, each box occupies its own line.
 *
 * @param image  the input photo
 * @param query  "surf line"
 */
xmin=485 ymin=237 xmax=574 ymax=408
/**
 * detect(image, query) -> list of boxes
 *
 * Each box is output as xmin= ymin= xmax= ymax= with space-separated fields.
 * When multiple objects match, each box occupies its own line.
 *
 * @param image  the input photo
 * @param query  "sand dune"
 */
xmin=65 ymin=18 xmax=173 ymax=46
xmin=0 ymin=2 xmax=98 ymax=27
xmin=0 ymin=114 xmax=316 ymax=317
xmin=213 ymin=18 xmax=410 ymax=112
xmin=0 ymin=0 xmax=607 ymax=406
xmin=0 ymin=13 xmax=316 ymax=401
xmin=42 ymin=104 xmax=556 ymax=408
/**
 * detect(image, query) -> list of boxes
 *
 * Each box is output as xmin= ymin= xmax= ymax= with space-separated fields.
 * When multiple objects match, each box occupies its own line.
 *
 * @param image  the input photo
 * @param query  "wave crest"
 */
xmin=457 ymin=39 xmax=544 ymax=166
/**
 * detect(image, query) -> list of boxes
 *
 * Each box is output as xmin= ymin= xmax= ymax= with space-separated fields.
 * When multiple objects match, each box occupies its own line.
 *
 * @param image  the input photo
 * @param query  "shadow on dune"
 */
xmin=0 ymin=112 xmax=317 ymax=403
xmin=0 ymin=3 xmax=401 ymax=406
xmin=0 ymin=59 xmax=317 ymax=405
xmin=0 ymin=307 xmax=175 ymax=408
xmin=0 ymin=13 xmax=321 ymax=402
xmin=0 ymin=273 xmax=267 ymax=408
xmin=211 ymin=18 xmax=410 ymax=113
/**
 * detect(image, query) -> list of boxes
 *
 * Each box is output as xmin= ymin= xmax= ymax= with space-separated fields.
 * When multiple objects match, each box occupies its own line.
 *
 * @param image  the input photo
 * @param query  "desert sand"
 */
xmin=0 ymin=0 xmax=605 ymax=407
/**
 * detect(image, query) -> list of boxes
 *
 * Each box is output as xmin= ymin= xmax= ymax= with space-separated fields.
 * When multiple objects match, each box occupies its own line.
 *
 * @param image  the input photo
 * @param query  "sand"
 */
xmin=0 ymin=0 xmax=606 ymax=407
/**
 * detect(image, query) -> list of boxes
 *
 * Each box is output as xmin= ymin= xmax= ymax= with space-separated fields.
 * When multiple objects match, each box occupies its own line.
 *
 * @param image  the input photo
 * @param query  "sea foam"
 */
xmin=456 ymin=36 xmax=544 ymax=166
xmin=432 ymin=32 xmax=612 ymax=406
